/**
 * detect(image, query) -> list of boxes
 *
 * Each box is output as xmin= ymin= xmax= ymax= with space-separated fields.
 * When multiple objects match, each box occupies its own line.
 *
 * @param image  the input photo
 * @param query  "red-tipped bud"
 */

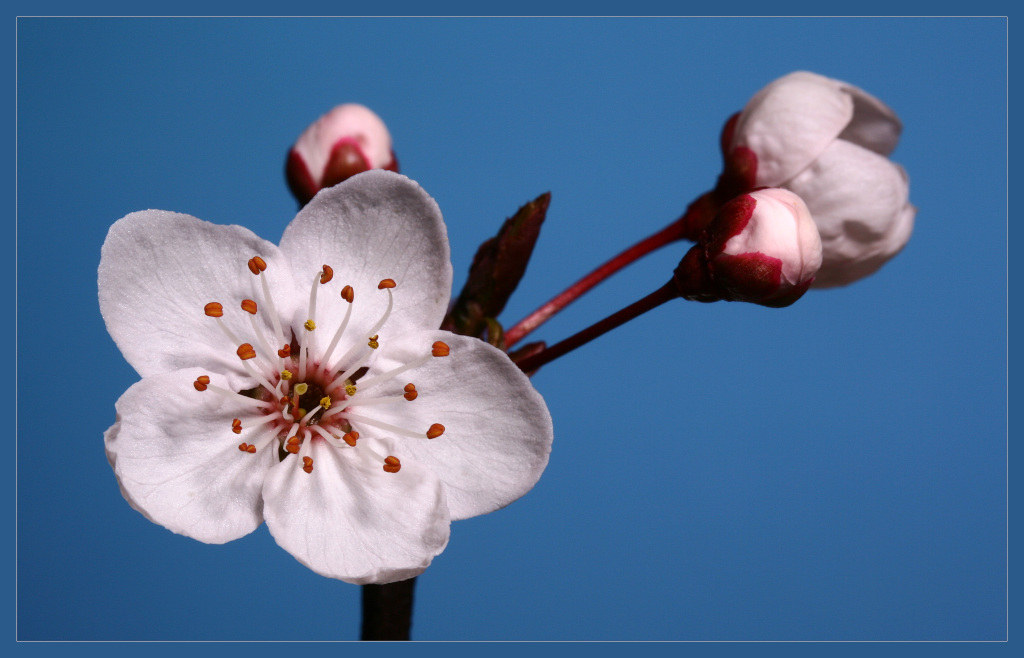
xmin=674 ymin=189 xmax=821 ymax=308
xmin=285 ymin=104 xmax=399 ymax=206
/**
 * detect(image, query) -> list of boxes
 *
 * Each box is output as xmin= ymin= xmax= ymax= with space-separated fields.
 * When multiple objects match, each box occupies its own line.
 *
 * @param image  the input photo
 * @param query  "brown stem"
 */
xmin=361 ymin=577 xmax=416 ymax=640
xmin=515 ymin=282 xmax=678 ymax=373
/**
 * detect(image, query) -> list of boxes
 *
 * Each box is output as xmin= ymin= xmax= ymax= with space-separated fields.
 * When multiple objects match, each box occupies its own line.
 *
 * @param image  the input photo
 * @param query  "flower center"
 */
xmin=195 ymin=257 xmax=449 ymax=475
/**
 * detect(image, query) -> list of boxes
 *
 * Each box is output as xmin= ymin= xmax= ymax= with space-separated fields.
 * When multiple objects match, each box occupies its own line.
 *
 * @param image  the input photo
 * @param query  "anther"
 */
xmin=319 ymin=396 xmax=332 ymax=409
xmin=280 ymin=369 xmax=293 ymax=380
xmin=278 ymin=344 xmax=292 ymax=358
xmin=404 ymin=383 xmax=418 ymax=401
xmin=368 ymin=335 xmax=379 ymax=349
xmin=279 ymin=395 xmax=291 ymax=406
xmin=427 ymin=423 xmax=445 ymax=439
xmin=204 ymin=302 xmax=224 ymax=318
xmin=432 ymin=341 xmax=450 ymax=357
xmin=238 ymin=443 xmax=250 ymax=452
xmin=193 ymin=375 xmax=211 ymax=391
xmin=294 ymin=383 xmax=309 ymax=395
xmin=383 ymin=456 xmax=402 ymax=473
xmin=320 ymin=265 xmax=334 ymax=284
xmin=342 ymin=431 xmax=359 ymax=447
xmin=341 ymin=285 xmax=354 ymax=303
xmin=378 ymin=278 xmax=397 ymax=290
xmin=304 ymin=319 xmax=317 ymax=331
xmin=285 ymin=443 xmax=300 ymax=454
xmin=287 ymin=435 xmax=301 ymax=446
xmin=247 ymin=256 xmax=267 ymax=275
xmin=247 ymin=444 xmax=256 ymax=453
xmin=236 ymin=343 xmax=257 ymax=360
xmin=345 ymin=384 xmax=357 ymax=397
xmin=302 ymin=456 xmax=314 ymax=474
xmin=232 ymin=423 xmax=242 ymax=435
xmin=241 ymin=299 xmax=258 ymax=314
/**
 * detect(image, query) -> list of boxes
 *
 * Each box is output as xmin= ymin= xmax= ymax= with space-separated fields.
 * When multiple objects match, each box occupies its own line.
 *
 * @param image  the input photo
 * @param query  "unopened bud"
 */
xmin=673 ymin=188 xmax=821 ymax=308
xmin=285 ymin=104 xmax=399 ymax=205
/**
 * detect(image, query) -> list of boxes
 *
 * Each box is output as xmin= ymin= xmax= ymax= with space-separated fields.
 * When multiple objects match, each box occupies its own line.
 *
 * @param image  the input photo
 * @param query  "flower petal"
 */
xmin=262 ymin=438 xmax=450 ymax=584
xmin=733 ymin=71 xmax=854 ymax=187
xmin=278 ymin=170 xmax=452 ymax=347
xmin=837 ymin=81 xmax=902 ymax=157
xmin=99 ymin=210 xmax=301 ymax=387
xmin=348 ymin=332 xmax=553 ymax=521
xmin=783 ymin=139 xmax=913 ymax=287
xmin=105 ymin=368 xmax=278 ymax=543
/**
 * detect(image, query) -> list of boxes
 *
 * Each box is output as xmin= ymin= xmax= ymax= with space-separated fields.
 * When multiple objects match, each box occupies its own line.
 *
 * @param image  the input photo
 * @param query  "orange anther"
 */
xmin=285 ymin=443 xmax=300 ymax=454
xmin=340 ymin=285 xmax=354 ymax=303
xmin=193 ymin=375 xmax=210 ymax=391
xmin=426 ymin=423 xmax=445 ymax=439
xmin=238 ymin=443 xmax=249 ymax=452
xmin=246 ymin=445 xmax=256 ymax=454
xmin=320 ymin=265 xmax=334 ymax=284
xmin=241 ymin=299 xmax=258 ymax=314
xmin=232 ymin=426 xmax=242 ymax=435
xmin=247 ymin=256 xmax=267 ymax=275
xmin=302 ymin=456 xmax=314 ymax=473
xmin=383 ymin=456 xmax=401 ymax=473
xmin=204 ymin=302 xmax=224 ymax=318
xmin=342 ymin=431 xmax=359 ymax=447
xmin=232 ymin=418 xmax=241 ymax=426
xmin=404 ymin=389 xmax=418 ymax=401
xmin=287 ymin=435 xmax=301 ymax=445
xmin=404 ymin=383 xmax=416 ymax=392
xmin=279 ymin=396 xmax=291 ymax=406
xmin=378 ymin=278 xmax=396 ymax=290
xmin=236 ymin=343 xmax=256 ymax=360
xmin=278 ymin=344 xmax=292 ymax=358
xmin=432 ymin=341 xmax=450 ymax=357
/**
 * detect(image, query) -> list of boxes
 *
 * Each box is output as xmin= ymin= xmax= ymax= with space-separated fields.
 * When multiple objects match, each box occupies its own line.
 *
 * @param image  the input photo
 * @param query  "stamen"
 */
xmin=294 ymin=383 xmax=309 ymax=395
xmin=319 ymin=290 xmax=354 ymax=368
xmin=378 ymin=278 xmax=397 ymax=290
xmin=238 ymin=442 xmax=254 ymax=452
xmin=193 ymin=375 xmax=211 ymax=391
xmin=281 ymin=369 xmax=293 ymax=380
xmin=236 ymin=343 xmax=257 ymax=360
xmin=319 ymin=396 xmax=332 ymax=409
xmin=251 ymin=258 xmax=285 ymax=349
xmin=432 ymin=341 xmax=451 ymax=357
xmin=340 ymin=285 xmax=354 ymax=303
xmin=231 ymin=418 xmax=242 ymax=434
xmin=204 ymin=382 xmax=274 ymax=409
xmin=342 ymin=431 xmax=359 ymax=447
xmin=354 ymin=354 xmax=431 ymax=393
xmin=278 ymin=344 xmax=291 ymax=358
xmin=299 ymin=405 xmax=323 ymax=426
xmin=302 ymin=456 xmax=314 ymax=474
xmin=367 ymin=335 xmax=380 ymax=349
xmin=404 ymin=383 xmax=418 ymax=401
xmin=304 ymin=320 xmax=317 ymax=331
xmin=320 ymin=265 xmax=334 ymax=284
xmin=383 ymin=456 xmax=401 ymax=473
xmin=345 ymin=383 xmax=357 ymax=397
xmin=204 ymin=302 xmax=224 ymax=317
xmin=427 ymin=424 xmax=445 ymax=439
xmin=240 ymin=299 xmax=258 ymax=314
xmin=337 ymin=411 xmax=438 ymax=440
xmin=247 ymin=256 xmax=267 ymax=275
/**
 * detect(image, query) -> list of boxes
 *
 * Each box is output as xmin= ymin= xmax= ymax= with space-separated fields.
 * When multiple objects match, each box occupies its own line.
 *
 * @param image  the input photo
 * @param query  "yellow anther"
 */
xmin=319 ymin=396 xmax=332 ymax=409
xmin=304 ymin=319 xmax=317 ymax=331
xmin=368 ymin=334 xmax=379 ymax=349
xmin=280 ymin=369 xmax=293 ymax=380
xmin=294 ymin=383 xmax=309 ymax=395
xmin=344 ymin=384 xmax=357 ymax=397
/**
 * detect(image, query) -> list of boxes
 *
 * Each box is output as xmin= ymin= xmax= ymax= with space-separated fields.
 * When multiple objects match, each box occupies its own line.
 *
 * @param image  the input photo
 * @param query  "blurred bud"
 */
xmin=674 ymin=189 xmax=822 ymax=308
xmin=285 ymin=104 xmax=398 ymax=205
xmin=724 ymin=71 xmax=914 ymax=287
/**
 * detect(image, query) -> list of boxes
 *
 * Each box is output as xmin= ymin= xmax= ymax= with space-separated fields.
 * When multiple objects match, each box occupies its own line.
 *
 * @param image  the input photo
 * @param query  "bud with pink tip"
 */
xmin=285 ymin=104 xmax=398 ymax=205
xmin=723 ymin=71 xmax=914 ymax=288
xmin=674 ymin=188 xmax=822 ymax=308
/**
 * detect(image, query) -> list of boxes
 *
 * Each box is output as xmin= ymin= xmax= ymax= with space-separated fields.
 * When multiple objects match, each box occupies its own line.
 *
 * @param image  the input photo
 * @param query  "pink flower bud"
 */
xmin=674 ymin=189 xmax=822 ymax=308
xmin=724 ymin=71 xmax=914 ymax=287
xmin=285 ymin=104 xmax=398 ymax=205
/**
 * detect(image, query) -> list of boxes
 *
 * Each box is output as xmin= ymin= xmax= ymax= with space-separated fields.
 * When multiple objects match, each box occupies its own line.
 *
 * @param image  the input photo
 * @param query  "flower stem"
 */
xmin=514 ymin=281 xmax=678 ymax=373
xmin=502 ymin=215 xmax=689 ymax=348
xmin=361 ymin=577 xmax=416 ymax=641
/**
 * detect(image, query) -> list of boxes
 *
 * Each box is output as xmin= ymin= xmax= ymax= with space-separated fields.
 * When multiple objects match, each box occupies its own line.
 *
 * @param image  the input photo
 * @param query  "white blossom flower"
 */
xmin=99 ymin=171 xmax=553 ymax=584
xmin=286 ymin=104 xmax=398 ymax=205
xmin=727 ymin=71 xmax=914 ymax=287
xmin=674 ymin=188 xmax=822 ymax=307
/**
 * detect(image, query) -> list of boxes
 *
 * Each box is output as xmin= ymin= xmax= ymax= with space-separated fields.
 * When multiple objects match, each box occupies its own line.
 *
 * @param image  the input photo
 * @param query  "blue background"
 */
xmin=16 ymin=17 xmax=1007 ymax=641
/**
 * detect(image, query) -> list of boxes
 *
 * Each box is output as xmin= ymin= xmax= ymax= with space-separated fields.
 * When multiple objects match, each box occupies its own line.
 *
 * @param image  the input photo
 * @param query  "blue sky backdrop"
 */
xmin=16 ymin=17 xmax=1007 ymax=641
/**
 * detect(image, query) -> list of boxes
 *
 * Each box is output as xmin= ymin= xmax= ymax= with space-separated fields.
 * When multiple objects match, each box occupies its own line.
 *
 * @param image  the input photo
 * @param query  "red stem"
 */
xmin=515 ymin=282 xmax=678 ymax=374
xmin=503 ymin=215 xmax=688 ymax=348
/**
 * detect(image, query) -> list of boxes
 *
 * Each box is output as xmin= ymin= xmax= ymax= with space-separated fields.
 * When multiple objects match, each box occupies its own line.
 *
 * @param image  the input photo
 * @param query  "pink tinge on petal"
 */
xmin=285 ymin=149 xmax=319 ymax=205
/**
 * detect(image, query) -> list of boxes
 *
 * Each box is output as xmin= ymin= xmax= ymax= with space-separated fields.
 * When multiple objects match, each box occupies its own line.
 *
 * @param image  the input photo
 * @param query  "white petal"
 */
xmin=348 ymin=332 xmax=553 ymax=521
xmin=783 ymin=140 xmax=913 ymax=287
xmin=837 ymin=81 xmax=902 ymax=156
xmin=278 ymin=170 xmax=453 ymax=348
xmin=105 ymin=368 xmax=278 ymax=543
xmin=262 ymin=438 xmax=450 ymax=584
xmin=733 ymin=71 xmax=854 ymax=186
xmin=99 ymin=210 xmax=301 ymax=388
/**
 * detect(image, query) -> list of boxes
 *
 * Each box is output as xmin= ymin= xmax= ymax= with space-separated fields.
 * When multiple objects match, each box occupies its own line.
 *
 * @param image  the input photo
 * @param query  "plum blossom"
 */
xmin=674 ymin=188 xmax=822 ymax=307
xmin=725 ymin=71 xmax=914 ymax=287
xmin=99 ymin=170 xmax=553 ymax=584
xmin=286 ymin=104 xmax=399 ymax=206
